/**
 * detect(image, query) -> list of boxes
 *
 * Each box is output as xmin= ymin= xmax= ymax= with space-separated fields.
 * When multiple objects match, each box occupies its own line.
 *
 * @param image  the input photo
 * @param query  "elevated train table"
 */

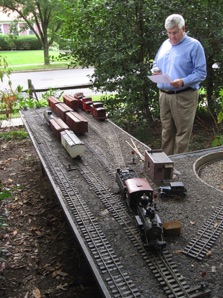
xmin=20 ymin=107 xmax=220 ymax=298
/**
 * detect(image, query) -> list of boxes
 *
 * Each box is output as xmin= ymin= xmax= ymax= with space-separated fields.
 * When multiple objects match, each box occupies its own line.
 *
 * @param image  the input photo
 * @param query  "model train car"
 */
xmin=116 ymin=168 xmax=166 ymax=249
xmin=44 ymin=109 xmax=84 ymax=159
xmin=73 ymin=93 xmax=107 ymax=121
xmin=46 ymin=93 xmax=106 ymax=158
xmin=91 ymin=102 xmax=107 ymax=121
xmin=49 ymin=93 xmax=107 ymax=122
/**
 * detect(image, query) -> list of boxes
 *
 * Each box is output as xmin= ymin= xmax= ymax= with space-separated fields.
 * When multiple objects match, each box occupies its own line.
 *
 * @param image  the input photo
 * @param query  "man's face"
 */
xmin=167 ymin=25 xmax=185 ymax=45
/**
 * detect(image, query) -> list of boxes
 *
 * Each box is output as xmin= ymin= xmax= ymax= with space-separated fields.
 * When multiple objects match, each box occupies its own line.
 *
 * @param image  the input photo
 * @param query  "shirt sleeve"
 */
xmin=183 ymin=42 xmax=206 ymax=88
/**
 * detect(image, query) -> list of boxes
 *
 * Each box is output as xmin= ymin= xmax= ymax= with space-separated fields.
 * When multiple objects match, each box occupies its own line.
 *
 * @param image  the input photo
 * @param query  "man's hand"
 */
xmin=151 ymin=67 xmax=162 ymax=75
xmin=170 ymin=79 xmax=184 ymax=88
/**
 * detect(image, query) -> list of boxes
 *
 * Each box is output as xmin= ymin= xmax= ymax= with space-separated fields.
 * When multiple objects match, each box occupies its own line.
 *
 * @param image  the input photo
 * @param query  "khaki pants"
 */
xmin=159 ymin=89 xmax=199 ymax=155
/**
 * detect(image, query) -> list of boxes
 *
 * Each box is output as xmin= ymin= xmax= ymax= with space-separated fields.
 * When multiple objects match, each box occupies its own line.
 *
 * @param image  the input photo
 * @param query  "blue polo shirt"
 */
xmin=153 ymin=33 xmax=207 ymax=90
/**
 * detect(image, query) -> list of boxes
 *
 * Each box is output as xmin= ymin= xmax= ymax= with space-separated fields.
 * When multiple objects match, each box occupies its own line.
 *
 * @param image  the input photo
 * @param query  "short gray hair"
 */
xmin=165 ymin=14 xmax=185 ymax=30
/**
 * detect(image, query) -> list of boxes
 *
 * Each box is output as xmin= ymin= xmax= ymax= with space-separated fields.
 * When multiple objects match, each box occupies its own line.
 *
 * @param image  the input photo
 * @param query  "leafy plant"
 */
xmin=16 ymin=96 xmax=40 ymax=110
xmin=8 ymin=89 xmax=57 ymax=111
xmin=0 ymin=129 xmax=28 ymax=141
xmin=0 ymin=55 xmax=12 ymax=82
xmin=15 ymin=88 xmax=64 ymax=111
xmin=211 ymin=88 xmax=223 ymax=147
xmin=40 ymin=88 xmax=64 ymax=102
xmin=0 ymin=185 xmax=11 ymax=201
xmin=0 ymin=83 xmax=24 ymax=118
xmin=0 ymin=55 xmax=22 ymax=118
xmin=0 ymin=54 xmax=13 ymax=118
xmin=50 ymin=51 xmax=78 ymax=69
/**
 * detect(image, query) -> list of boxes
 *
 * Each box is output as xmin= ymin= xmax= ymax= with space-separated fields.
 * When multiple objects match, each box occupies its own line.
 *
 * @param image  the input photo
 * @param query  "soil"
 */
xmin=0 ymin=128 xmax=102 ymax=298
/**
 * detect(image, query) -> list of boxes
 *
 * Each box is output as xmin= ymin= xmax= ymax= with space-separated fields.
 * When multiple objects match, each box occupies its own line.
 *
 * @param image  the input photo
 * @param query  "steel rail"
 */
xmin=183 ymin=203 xmax=223 ymax=260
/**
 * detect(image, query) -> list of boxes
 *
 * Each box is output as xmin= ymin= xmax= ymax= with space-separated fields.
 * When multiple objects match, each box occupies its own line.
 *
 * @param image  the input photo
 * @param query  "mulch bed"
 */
xmin=0 ymin=132 xmax=102 ymax=298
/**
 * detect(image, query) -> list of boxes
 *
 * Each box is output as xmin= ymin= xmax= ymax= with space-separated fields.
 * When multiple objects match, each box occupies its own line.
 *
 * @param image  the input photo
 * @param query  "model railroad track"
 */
xmin=21 ymin=109 xmax=210 ymax=297
xmin=57 ymin=175 xmax=141 ymax=298
xmin=183 ymin=203 xmax=223 ymax=260
xmin=83 ymin=136 xmax=117 ymax=181
xmin=145 ymin=251 xmax=210 ymax=298
xmin=24 ymin=120 xmax=143 ymax=298
xmin=86 ymin=115 xmax=126 ymax=169
xmin=79 ymin=162 xmax=210 ymax=298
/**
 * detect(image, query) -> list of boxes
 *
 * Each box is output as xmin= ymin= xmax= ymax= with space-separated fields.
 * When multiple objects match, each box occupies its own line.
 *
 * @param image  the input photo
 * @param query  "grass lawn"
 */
xmin=0 ymin=50 xmax=68 ymax=71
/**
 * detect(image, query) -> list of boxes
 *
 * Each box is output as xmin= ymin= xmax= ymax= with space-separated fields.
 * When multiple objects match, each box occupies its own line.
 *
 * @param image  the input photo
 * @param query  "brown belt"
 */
xmin=160 ymin=87 xmax=194 ymax=94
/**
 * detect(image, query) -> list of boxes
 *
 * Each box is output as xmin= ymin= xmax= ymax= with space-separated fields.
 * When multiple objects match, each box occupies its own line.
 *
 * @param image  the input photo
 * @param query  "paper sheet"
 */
xmin=148 ymin=74 xmax=172 ymax=84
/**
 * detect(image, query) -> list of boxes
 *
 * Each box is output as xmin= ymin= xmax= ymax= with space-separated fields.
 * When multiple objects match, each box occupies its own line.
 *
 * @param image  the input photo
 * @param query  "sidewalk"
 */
xmin=0 ymin=117 xmax=23 ymax=128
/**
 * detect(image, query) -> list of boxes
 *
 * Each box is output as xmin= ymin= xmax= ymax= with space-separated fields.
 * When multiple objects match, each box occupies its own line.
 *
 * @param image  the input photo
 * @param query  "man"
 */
xmin=152 ymin=14 xmax=206 ymax=155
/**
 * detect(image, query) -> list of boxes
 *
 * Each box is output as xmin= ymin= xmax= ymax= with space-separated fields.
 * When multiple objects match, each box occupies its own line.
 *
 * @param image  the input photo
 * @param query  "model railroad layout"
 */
xmin=19 ymin=98 xmax=223 ymax=297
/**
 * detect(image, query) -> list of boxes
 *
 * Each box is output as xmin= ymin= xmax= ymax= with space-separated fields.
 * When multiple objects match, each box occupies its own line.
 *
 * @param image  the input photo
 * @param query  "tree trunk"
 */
xmin=43 ymin=45 xmax=50 ymax=65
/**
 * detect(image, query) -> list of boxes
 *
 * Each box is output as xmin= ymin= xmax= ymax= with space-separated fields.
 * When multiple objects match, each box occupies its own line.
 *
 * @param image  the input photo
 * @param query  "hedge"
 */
xmin=0 ymin=34 xmax=42 ymax=50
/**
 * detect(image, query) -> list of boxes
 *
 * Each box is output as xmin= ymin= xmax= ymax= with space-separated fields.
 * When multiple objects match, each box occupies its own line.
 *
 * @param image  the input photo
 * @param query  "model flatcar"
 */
xmin=116 ymin=168 xmax=166 ymax=249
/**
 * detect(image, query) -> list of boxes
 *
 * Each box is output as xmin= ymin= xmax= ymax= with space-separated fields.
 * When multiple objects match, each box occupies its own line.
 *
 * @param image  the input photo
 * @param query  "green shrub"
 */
xmin=0 ymin=34 xmax=11 ymax=50
xmin=211 ymin=88 xmax=223 ymax=147
xmin=12 ymin=36 xmax=42 ymax=50
xmin=0 ymin=35 xmax=42 ymax=51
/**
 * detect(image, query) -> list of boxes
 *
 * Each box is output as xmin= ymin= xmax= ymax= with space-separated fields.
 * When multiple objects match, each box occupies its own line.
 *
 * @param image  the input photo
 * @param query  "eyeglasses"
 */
xmin=167 ymin=29 xmax=181 ymax=36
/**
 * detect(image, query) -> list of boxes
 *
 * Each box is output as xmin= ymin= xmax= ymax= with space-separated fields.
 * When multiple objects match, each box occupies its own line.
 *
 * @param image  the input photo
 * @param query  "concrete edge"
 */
xmin=193 ymin=150 xmax=223 ymax=193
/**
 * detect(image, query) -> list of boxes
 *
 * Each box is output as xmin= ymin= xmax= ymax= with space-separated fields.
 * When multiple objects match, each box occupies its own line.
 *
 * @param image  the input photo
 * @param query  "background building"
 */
xmin=0 ymin=8 xmax=38 ymax=35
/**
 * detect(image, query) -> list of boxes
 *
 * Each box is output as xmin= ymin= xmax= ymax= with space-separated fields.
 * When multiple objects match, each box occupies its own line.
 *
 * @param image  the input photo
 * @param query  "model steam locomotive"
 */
xmin=116 ymin=168 xmax=166 ymax=249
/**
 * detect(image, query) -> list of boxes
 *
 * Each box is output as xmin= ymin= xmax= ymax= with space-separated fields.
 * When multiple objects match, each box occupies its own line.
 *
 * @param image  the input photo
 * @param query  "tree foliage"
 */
xmin=59 ymin=0 xmax=164 ymax=121
xmin=1 ymin=0 xmax=223 ymax=120
xmin=57 ymin=0 xmax=223 ymax=122
xmin=0 ymin=0 xmax=63 ymax=64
